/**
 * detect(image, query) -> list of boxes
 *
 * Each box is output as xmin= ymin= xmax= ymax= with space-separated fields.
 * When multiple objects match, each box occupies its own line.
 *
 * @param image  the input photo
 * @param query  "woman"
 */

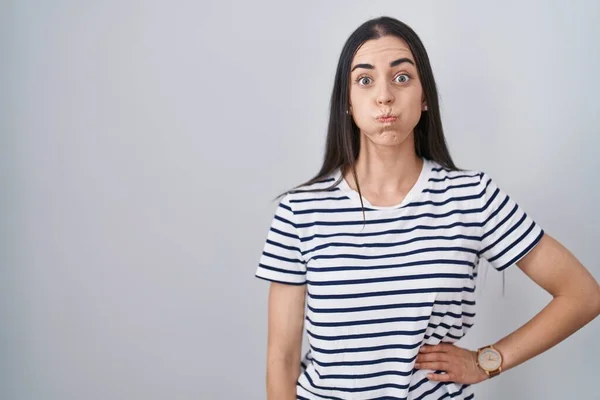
xmin=255 ymin=16 xmax=600 ymax=400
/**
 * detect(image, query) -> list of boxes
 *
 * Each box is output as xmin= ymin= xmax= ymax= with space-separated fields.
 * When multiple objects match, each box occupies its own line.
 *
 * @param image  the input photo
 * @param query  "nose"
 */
xmin=376 ymin=81 xmax=395 ymax=106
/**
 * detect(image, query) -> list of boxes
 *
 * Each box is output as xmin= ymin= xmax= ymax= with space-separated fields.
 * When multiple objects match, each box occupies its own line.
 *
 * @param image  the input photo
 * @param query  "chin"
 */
xmin=369 ymin=129 xmax=411 ymax=145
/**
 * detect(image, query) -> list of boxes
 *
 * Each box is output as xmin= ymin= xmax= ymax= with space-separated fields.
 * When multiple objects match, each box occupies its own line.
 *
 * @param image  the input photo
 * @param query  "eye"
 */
xmin=356 ymin=76 xmax=372 ymax=86
xmin=394 ymin=73 xmax=411 ymax=83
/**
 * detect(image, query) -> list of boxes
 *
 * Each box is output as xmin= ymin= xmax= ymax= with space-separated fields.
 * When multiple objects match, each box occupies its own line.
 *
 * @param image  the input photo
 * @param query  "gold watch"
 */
xmin=476 ymin=345 xmax=503 ymax=378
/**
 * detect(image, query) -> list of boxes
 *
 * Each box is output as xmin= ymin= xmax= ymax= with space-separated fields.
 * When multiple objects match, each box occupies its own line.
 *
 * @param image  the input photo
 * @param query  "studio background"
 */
xmin=2 ymin=1 xmax=599 ymax=399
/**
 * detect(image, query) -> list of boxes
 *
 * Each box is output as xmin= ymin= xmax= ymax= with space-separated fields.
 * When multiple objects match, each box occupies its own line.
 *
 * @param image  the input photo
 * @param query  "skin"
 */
xmin=265 ymin=35 xmax=600 ymax=397
xmin=416 ymin=233 xmax=600 ymax=384
xmin=266 ymin=282 xmax=305 ymax=399
xmin=344 ymin=35 xmax=426 ymax=207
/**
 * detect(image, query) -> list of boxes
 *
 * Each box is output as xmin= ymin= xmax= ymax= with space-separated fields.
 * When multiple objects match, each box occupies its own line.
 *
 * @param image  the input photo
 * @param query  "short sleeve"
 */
xmin=478 ymin=172 xmax=545 ymax=271
xmin=255 ymin=194 xmax=307 ymax=285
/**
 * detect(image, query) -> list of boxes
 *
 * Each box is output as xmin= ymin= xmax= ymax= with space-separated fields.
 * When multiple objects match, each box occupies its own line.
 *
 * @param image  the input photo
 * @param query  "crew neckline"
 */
xmin=335 ymin=158 xmax=434 ymax=210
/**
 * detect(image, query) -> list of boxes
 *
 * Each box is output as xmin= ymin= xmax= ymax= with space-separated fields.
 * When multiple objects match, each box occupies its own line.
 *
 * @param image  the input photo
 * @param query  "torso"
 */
xmin=291 ymin=158 xmax=479 ymax=399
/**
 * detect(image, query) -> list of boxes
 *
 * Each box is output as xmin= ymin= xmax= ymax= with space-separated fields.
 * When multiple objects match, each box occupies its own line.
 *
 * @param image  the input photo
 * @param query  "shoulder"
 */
xmin=426 ymin=160 xmax=485 ymax=190
xmin=282 ymin=169 xmax=344 ymax=209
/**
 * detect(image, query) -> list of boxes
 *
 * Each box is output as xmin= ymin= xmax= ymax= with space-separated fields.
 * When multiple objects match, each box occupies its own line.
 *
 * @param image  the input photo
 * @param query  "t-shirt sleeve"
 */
xmin=255 ymin=194 xmax=307 ymax=285
xmin=478 ymin=172 xmax=545 ymax=271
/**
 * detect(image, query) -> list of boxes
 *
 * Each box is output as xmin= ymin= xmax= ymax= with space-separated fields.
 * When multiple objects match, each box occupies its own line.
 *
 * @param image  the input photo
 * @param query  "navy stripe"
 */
xmin=481 ymin=195 xmax=511 ymax=233
xmin=307 ymin=287 xmax=475 ymax=299
xmin=301 ymin=221 xmax=484 ymax=243
xmin=480 ymin=204 xmax=519 ymax=253
xmin=405 ymin=191 xmax=484 ymax=208
xmin=262 ymin=251 xmax=303 ymax=264
xmin=310 ymin=341 xmax=421 ymax=355
xmin=296 ymin=206 xmax=489 ymax=229
xmin=307 ymin=298 xmax=476 ymax=314
xmin=254 ymin=274 xmax=306 ymax=286
xmin=293 ymin=187 xmax=341 ymax=194
xmin=266 ymin=239 xmax=301 ymax=254
xmin=307 ymin=314 xmax=431 ymax=328
xmin=274 ymin=214 xmax=296 ymax=228
xmin=431 ymin=310 xmax=474 ymax=319
xmin=307 ymin=258 xmax=474 ymax=273
xmin=497 ymin=228 xmax=544 ymax=271
xmin=428 ymin=320 xmax=471 ymax=331
xmin=308 ymin=286 xmax=475 ymax=300
xmin=422 ymin=180 xmax=479 ymax=194
xmin=311 ymin=355 xmax=417 ymax=369
xmin=298 ymin=379 xmax=345 ymax=400
xmin=307 ymin=273 xmax=471 ymax=287
xmin=307 ymin=328 xmax=427 ymax=341
xmin=290 ymin=196 xmax=350 ymax=203
xmin=317 ymin=368 xmax=413 ymax=380
xmin=428 ymin=173 xmax=481 ymax=182
xmin=315 ymin=177 xmax=336 ymax=184
xmin=303 ymin=371 xmax=410 ymax=396
xmin=270 ymin=226 xmax=299 ymax=241
xmin=311 ymin=246 xmax=477 ymax=261
xmin=258 ymin=263 xmax=305 ymax=276
xmin=295 ymin=206 xmax=376 ymax=215
xmin=485 ymin=214 xmax=528 ymax=262
xmin=409 ymin=374 xmax=444 ymax=392
xmin=426 ymin=332 xmax=457 ymax=341
xmin=280 ymin=202 xmax=293 ymax=213
xmin=303 ymin=233 xmax=480 ymax=257
xmin=447 ymin=385 xmax=468 ymax=399
xmin=414 ymin=382 xmax=445 ymax=400
xmin=294 ymin=186 xmax=487 ymax=215
xmin=409 ymin=376 xmax=430 ymax=393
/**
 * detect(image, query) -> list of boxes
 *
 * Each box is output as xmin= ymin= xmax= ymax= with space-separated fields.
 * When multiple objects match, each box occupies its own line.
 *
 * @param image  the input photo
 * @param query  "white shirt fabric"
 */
xmin=255 ymin=158 xmax=544 ymax=400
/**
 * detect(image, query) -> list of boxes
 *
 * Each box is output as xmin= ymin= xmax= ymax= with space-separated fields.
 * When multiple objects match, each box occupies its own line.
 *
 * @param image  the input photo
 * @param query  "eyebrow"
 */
xmin=351 ymin=57 xmax=415 ymax=72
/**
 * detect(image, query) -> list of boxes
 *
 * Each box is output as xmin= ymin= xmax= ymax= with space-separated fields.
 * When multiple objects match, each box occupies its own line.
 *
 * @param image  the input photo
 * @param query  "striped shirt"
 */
xmin=255 ymin=158 xmax=544 ymax=400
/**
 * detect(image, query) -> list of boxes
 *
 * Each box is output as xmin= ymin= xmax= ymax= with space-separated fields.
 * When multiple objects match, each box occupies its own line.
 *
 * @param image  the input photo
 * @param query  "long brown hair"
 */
xmin=279 ymin=16 xmax=460 ymax=202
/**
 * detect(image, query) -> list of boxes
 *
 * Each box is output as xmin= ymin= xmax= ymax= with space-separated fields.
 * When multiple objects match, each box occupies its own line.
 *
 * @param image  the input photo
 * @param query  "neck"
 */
xmin=345 ymin=132 xmax=422 ymax=195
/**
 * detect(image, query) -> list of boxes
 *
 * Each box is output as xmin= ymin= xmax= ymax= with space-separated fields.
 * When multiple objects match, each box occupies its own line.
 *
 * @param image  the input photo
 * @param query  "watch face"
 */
xmin=478 ymin=348 xmax=502 ymax=371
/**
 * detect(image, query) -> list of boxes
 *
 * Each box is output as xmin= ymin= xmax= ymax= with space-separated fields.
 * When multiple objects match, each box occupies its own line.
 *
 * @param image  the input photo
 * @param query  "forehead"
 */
xmin=352 ymin=36 xmax=414 ymax=65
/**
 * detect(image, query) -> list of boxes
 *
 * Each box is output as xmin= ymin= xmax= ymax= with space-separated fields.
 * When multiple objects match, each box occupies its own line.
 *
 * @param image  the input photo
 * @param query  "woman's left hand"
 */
xmin=415 ymin=343 xmax=489 ymax=385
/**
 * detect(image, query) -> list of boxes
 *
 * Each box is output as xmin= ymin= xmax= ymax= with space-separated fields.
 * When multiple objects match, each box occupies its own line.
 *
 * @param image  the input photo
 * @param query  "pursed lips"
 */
xmin=377 ymin=115 xmax=397 ymax=122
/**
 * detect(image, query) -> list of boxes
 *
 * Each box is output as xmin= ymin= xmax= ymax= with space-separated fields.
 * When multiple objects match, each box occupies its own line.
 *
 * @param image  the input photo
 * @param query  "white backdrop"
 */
xmin=2 ymin=1 xmax=599 ymax=399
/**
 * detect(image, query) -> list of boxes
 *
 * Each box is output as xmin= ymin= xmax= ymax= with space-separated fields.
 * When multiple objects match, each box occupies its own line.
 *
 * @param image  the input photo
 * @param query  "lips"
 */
xmin=377 ymin=115 xmax=397 ymax=123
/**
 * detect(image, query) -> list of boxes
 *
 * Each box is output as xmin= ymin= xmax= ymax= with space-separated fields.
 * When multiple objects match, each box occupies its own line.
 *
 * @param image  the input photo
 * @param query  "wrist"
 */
xmin=475 ymin=344 xmax=504 ymax=379
xmin=472 ymin=352 xmax=490 ymax=382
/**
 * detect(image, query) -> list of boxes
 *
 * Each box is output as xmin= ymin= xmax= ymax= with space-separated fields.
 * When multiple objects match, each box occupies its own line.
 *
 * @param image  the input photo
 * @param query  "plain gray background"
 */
xmin=2 ymin=1 xmax=599 ymax=399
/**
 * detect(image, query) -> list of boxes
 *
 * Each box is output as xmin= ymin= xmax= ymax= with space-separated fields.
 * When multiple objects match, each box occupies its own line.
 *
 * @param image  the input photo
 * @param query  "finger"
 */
xmin=420 ymin=343 xmax=452 ymax=353
xmin=414 ymin=361 xmax=449 ymax=370
xmin=427 ymin=373 xmax=452 ymax=382
xmin=415 ymin=352 xmax=446 ymax=363
xmin=436 ymin=343 xmax=454 ymax=352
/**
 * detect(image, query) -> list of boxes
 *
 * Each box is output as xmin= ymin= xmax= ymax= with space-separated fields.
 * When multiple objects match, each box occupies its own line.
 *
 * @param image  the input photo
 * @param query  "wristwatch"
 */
xmin=476 ymin=345 xmax=503 ymax=378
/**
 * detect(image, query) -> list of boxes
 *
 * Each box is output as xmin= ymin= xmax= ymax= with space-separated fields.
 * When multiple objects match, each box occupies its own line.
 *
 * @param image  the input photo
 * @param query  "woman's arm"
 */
xmin=416 ymin=233 xmax=600 ymax=383
xmin=493 ymin=233 xmax=600 ymax=372
xmin=266 ymin=282 xmax=306 ymax=400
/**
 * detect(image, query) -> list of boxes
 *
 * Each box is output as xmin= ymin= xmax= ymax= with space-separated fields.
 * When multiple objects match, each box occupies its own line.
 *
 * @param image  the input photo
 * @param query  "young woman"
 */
xmin=255 ymin=16 xmax=600 ymax=400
